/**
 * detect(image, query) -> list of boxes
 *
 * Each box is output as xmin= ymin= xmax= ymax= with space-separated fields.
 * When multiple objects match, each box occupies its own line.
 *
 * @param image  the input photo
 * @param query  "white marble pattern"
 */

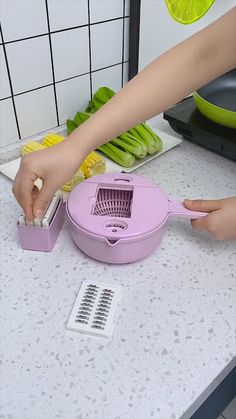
xmin=0 ymin=130 xmax=236 ymax=419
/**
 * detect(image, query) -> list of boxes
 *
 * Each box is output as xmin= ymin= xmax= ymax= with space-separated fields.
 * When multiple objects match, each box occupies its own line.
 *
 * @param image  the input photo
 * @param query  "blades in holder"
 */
xmin=66 ymin=281 xmax=122 ymax=338
xmin=18 ymin=192 xmax=62 ymax=228
xmin=42 ymin=193 xmax=62 ymax=227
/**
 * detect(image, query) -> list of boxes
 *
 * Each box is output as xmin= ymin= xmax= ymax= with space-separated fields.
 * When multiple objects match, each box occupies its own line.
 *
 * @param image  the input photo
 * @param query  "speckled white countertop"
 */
xmin=0 ymin=123 xmax=236 ymax=419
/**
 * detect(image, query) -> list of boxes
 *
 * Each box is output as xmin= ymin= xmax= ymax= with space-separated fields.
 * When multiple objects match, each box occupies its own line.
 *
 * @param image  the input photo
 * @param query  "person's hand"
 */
xmin=12 ymin=140 xmax=83 ymax=221
xmin=184 ymin=197 xmax=236 ymax=240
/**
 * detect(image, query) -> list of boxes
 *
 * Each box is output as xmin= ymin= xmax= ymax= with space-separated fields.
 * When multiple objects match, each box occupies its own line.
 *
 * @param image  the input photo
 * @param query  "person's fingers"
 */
xmin=12 ymin=171 xmax=35 ymax=220
xmin=31 ymin=185 xmax=40 ymax=202
xmin=184 ymin=198 xmax=222 ymax=212
xmin=32 ymin=183 xmax=56 ymax=219
xmin=191 ymin=217 xmax=210 ymax=230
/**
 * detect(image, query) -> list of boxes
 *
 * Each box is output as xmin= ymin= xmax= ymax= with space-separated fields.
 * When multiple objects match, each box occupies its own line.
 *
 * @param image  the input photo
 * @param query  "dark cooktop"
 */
xmin=163 ymin=96 xmax=236 ymax=161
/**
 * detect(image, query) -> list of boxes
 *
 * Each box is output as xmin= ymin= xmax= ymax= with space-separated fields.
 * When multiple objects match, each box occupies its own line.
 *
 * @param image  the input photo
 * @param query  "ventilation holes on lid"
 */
xmin=104 ymin=221 xmax=128 ymax=232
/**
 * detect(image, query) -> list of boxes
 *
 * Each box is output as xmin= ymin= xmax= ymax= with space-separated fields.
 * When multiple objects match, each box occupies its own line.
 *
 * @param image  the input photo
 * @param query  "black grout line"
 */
xmin=89 ymin=15 xmax=129 ymax=26
xmin=11 ymin=83 xmax=55 ymax=98
xmin=0 ymin=5 xmax=131 ymax=137
xmin=0 ymin=62 xmax=128 ymax=101
xmin=0 ymin=95 xmax=12 ymax=101
xmin=45 ymin=0 xmax=59 ymax=126
xmin=91 ymin=61 xmax=126 ymax=74
xmin=3 ymin=32 xmax=49 ymax=45
xmin=121 ymin=0 xmax=126 ymax=87
xmin=0 ymin=24 xmax=21 ymax=139
xmin=2 ymin=16 xmax=130 ymax=47
xmin=87 ymin=0 xmax=93 ymax=99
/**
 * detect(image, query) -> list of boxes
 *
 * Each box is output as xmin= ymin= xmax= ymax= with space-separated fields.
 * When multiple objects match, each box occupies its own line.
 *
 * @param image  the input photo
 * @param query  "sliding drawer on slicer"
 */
xmin=17 ymin=194 xmax=65 ymax=252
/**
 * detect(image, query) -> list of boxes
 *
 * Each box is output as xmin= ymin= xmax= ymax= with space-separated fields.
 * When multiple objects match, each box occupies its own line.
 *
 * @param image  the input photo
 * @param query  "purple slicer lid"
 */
xmin=66 ymin=173 xmax=168 ymax=240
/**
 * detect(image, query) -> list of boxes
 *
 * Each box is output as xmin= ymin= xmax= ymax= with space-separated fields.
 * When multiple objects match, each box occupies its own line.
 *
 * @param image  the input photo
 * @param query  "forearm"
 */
xmin=68 ymin=6 xmax=236 ymax=157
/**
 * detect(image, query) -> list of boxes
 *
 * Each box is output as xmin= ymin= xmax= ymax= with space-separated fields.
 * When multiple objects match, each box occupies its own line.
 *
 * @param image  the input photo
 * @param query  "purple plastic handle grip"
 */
xmin=168 ymin=201 xmax=208 ymax=219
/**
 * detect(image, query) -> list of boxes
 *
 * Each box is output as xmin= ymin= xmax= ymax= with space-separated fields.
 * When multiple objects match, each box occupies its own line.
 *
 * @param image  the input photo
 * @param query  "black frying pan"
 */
xmin=193 ymin=68 xmax=236 ymax=129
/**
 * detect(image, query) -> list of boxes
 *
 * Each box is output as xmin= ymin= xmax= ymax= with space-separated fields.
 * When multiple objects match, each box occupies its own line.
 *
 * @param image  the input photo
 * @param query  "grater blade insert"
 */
xmin=66 ymin=281 xmax=122 ymax=338
xmin=92 ymin=187 xmax=133 ymax=218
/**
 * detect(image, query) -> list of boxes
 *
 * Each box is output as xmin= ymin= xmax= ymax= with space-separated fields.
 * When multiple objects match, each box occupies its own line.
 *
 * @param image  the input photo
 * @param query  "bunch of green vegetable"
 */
xmin=66 ymin=87 xmax=162 ymax=167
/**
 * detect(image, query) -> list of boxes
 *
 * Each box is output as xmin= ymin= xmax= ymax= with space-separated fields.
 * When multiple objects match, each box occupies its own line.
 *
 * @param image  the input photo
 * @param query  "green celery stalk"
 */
xmin=110 ymin=137 xmax=142 ymax=158
xmin=141 ymin=123 xmax=163 ymax=152
xmin=93 ymin=87 xmax=115 ymax=110
xmin=85 ymin=99 xmax=98 ymax=113
xmin=70 ymin=110 xmax=135 ymax=167
xmin=74 ymin=111 xmax=91 ymax=126
xmin=128 ymin=127 xmax=143 ymax=142
xmin=115 ymin=133 xmax=147 ymax=158
xmin=130 ymin=125 xmax=157 ymax=154
xmin=66 ymin=119 xmax=78 ymax=134
xmin=97 ymin=143 xmax=135 ymax=167
xmin=85 ymin=87 xmax=115 ymax=113
xmin=123 ymin=132 xmax=148 ymax=158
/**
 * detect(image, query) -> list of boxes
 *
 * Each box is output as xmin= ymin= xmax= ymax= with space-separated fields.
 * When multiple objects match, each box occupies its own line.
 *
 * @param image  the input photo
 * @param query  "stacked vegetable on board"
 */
xmin=67 ymin=87 xmax=162 ymax=168
xmin=21 ymin=134 xmax=105 ymax=192
xmin=21 ymin=86 xmax=163 ymax=192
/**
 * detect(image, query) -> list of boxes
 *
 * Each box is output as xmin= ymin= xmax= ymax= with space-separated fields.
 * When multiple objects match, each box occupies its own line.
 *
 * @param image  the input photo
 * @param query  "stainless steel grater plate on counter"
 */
xmin=66 ymin=281 xmax=122 ymax=338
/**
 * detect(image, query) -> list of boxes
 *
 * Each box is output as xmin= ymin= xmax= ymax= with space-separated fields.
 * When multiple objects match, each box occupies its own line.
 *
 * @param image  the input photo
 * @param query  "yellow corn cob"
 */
xmin=41 ymin=133 xmax=64 ymax=147
xmin=80 ymin=152 xmax=105 ymax=178
xmin=22 ymin=136 xmax=105 ymax=192
xmin=60 ymin=168 xmax=85 ymax=192
xmin=21 ymin=141 xmax=45 ymax=156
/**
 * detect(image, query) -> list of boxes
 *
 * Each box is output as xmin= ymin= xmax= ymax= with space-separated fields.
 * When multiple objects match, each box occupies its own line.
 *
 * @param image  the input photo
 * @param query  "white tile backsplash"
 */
xmin=0 ymin=45 xmax=11 ymax=99
xmin=92 ymin=65 xmax=122 ymax=94
xmin=0 ymin=99 xmax=19 ymax=147
xmin=90 ymin=0 xmax=123 ymax=23
xmin=15 ymin=86 xmax=57 ymax=138
xmin=91 ymin=20 xmax=123 ymax=71
xmin=0 ymin=0 xmax=130 ymax=148
xmin=0 ymin=0 xmax=48 ymax=42
xmin=51 ymin=27 xmax=90 ymax=82
xmin=6 ymin=36 xmax=53 ymax=95
xmin=48 ymin=0 xmax=88 ymax=31
xmin=56 ymin=74 xmax=91 ymax=125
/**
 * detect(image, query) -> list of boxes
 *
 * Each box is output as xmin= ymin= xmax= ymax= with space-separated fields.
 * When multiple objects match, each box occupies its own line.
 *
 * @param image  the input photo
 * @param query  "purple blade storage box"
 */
xmin=17 ymin=199 xmax=65 ymax=252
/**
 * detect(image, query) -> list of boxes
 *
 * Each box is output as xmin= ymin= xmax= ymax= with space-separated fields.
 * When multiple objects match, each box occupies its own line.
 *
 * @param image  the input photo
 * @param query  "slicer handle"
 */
xmin=168 ymin=201 xmax=208 ymax=219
